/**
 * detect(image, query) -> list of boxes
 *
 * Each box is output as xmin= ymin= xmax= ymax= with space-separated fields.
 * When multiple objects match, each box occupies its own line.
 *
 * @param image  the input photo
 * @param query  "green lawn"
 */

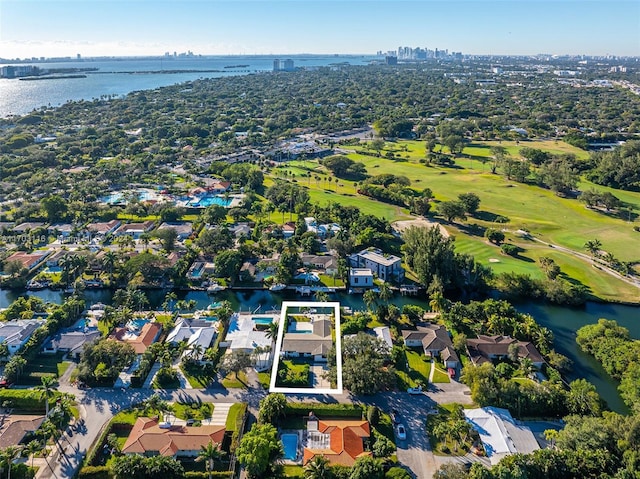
xmin=172 ymin=401 xmax=213 ymax=420
xmin=283 ymin=465 xmax=304 ymax=478
xmin=21 ymin=353 xmax=67 ymax=385
xmin=257 ymin=371 xmax=271 ymax=389
xmin=181 ymin=364 xmax=216 ymax=388
xmin=225 ymin=403 xmax=247 ymax=432
xmin=396 ymin=349 xmax=431 ymax=389
xmin=221 ymin=371 xmax=248 ymax=389
xmin=431 ymin=365 xmax=451 ymax=383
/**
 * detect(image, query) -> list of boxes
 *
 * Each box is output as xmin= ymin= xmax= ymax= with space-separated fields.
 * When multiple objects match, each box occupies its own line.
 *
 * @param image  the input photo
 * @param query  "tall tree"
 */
xmin=196 ymin=441 xmax=226 ymax=479
xmin=236 ymin=423 xmax=284 ymax=479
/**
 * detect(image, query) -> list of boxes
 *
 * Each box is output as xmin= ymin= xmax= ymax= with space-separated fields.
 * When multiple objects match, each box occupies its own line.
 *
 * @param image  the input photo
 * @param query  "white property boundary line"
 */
xmin=269 ymin=301 xmax=343 ymax=395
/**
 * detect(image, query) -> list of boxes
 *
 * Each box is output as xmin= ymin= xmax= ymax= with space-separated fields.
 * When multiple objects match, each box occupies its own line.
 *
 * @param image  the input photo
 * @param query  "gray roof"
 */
xmin=43 ymin=329 xmax=101 ymax=353
xmin=0 ymin=320 xmax=44 ymax=348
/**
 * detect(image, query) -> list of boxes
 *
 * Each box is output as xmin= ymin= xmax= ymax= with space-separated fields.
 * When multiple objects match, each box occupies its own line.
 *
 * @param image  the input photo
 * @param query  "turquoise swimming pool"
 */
xmin=253 ymin=316 xmax=275 ymax=325
xmin=281 ymin=433 xmax=298 ymax=460
xmin=189 ymin=195 xmax=232 ymax=208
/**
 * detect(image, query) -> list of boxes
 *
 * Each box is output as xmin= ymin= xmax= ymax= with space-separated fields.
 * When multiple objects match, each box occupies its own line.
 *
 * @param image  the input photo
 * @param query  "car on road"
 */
xmin=391 ymin=409 xmax=399 ymax=423
xmin=396 ymin=423 xmax=407 ymax=440
xmin=407 ymin=386 xmax=423 ymax=395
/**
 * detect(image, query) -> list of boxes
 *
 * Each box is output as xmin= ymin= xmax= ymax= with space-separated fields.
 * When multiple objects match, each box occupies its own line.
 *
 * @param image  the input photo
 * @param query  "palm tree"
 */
xmin=304 ymin=454 xmax=330 ymax=479
xmin=36 ymin=375 xmax=57 ymax=416
xmin=363 ymin=289 xmax=377 ymax=312
xmin=196 ymin=441 xmax=226 ymax=479
xmin=23 ymin=440 xmax=41 ymax=470
xmin=378 ymin=282 xmax=392 ymax=302
xmin=1 ymin=445 xmax=23 ymax=479
xmin=584 ymin=238 xmax=602 ymax=257
xmin=314 ymin=291 xmax=329 ymax=302
xmin=102 ymin=250 xmax=118 ymax=282
xmin=265 ymin=321 xmax=279 ymax=342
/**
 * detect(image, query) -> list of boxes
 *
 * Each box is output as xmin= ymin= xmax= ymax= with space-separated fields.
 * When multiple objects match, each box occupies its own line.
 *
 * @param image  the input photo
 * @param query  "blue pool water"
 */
xmin=128 ymin=318 xmax=149 ymax=330
xmin=189 ymin=196 xmax=231 ymax=208
xmin=281 ymin=434 xmax=298 ymax=460
xmin=253 ymin=316 xmax=275 ymax=325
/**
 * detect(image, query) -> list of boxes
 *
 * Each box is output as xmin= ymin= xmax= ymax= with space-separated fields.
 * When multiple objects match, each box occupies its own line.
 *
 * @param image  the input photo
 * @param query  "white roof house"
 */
xmin=463 ymin=407 xmax=539 ymax=465
xmin=222 ymin=314 xmax=271 ymax=353
xmin=166 ymin=317 xmax=218 ymax=359
xmin=0 ymin=319 xmax=46 ymax=355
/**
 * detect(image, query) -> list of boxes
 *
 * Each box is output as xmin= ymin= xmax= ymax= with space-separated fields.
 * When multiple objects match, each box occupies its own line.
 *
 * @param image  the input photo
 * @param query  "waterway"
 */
xmin=1 ymin=288 xmax=637 ymax=413
xmin=0 ymin=55 xmax=377 ymax=117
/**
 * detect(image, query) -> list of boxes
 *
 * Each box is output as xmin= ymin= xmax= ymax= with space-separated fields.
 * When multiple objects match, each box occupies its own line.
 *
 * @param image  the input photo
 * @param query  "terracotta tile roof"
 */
xmin=110 ymin=322 xmax=162 ymax=354
xmin=122 ymin=417 xmax=225 ymax=456
xmin=303 ymin=418 xmax=371 ymax=467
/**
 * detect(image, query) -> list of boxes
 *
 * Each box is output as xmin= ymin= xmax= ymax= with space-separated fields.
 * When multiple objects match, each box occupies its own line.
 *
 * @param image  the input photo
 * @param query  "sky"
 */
xmin=1 ymin=0 xmax=639 ymax=59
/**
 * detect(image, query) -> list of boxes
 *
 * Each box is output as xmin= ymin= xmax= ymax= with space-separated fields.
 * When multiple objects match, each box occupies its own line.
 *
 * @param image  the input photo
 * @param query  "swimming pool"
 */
xmin=189 ymin=195 xmax=232 ymax=208
xmin=253 ymin=316 xmax=275 ymax=326
xmin=128 ymin=318 xmax=149 ymax=330
xmin=281 ymin=433 xmax=298 ymax=460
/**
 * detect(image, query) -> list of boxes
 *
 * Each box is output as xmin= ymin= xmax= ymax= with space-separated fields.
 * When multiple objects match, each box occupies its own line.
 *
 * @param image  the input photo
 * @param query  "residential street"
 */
xmin=39 ymin=377 xmax=472 ymax=479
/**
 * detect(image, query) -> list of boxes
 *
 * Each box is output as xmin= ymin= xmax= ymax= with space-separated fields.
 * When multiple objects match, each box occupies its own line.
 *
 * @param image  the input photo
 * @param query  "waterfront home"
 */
xmin=282 ymin=316 xmax=333 ymax=363
xmin=109 ymin=321 xmax=162 ymax=354
xmin=42 ymin=328 xmax=101 ymax=359
xmin=348 ymin=268 xmax=373 ymax=288
xmin=3 ymin=250 xmax=51 ymax=271
xmin=304 ymin=217 xmax=341 ymax=239
xmin=158 ymin=222 xmax=193 ymax=241
xmin=401 ymin=324 xmax=460 ymax=369
xmin=122 ymin=417 xmax=225 ymax=457
xmin=0 ymin=319 xmax=46 ymax=356
xmin=466 ymin=335 xmax=544 ymax=368
xmin=221 ymin=313 xmax=274 ymax=356
xmin=349 ymin=248 xmax=404 ymax=282
xmin=300 ymin=253 xmax=338 ymax=275
xmin=373 ymin=326 xmax=393 ymax=350
xmin=114 ymin=221 xmax=155 ymax=239
xmin=303 ymin=413 xmax=371 ymax=466
xmin=166 ymin=317 xmax=218 ymax=360
xmin=464 ymin=407 xmax=539 ymax=465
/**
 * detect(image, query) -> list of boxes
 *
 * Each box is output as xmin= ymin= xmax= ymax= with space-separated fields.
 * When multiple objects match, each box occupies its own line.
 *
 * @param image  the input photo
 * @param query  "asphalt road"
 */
xmin=39 ymin=378 xmax=472 ymax=479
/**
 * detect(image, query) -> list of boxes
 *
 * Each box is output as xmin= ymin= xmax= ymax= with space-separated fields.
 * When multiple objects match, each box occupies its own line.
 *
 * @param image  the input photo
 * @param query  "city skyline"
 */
xmin=1 ymin=0 xmax=639 ymax=59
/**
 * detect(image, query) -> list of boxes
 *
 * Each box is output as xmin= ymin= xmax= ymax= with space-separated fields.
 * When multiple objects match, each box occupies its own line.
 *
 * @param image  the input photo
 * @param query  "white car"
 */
xmin=407 ymin=386 xmax=423 ymax=395
xmin=396 ymin=424 xmax=407 ymax=440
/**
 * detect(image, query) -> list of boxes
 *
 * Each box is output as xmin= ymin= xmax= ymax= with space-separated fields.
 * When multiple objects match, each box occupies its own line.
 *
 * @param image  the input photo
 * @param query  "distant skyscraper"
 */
xmin=283 ymin=59 xmax=294 ymax=71
xmin=273 ymin=59 xmax=280 ymax=72
xmin=385 ymin=56 xmax=398 ymax=65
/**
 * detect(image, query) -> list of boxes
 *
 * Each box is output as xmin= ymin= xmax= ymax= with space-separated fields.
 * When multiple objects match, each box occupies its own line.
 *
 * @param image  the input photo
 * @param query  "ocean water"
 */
xmin=0 ymin=55 xmax=377 ymax=117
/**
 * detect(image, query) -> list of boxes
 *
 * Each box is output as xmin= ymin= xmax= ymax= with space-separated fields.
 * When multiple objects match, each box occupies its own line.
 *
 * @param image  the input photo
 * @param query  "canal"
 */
xmin=1 ymin=288 xmax=637 ymax=413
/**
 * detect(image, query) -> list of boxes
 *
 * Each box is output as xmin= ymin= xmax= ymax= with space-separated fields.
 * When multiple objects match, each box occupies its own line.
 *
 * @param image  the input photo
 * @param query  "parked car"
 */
xmin=407 ymin=386 xmax=423 ymax=395
xmin=396 ymin=424 xmax=407 ymax=440
xmin=0 ymin=377 xmax=12 ymax=388
xmin=448 ymin=368 xmax=456 ymax=379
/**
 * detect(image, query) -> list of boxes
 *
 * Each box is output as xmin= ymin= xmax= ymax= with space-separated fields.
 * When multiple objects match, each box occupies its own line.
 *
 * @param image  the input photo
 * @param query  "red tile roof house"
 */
xmin=122 ymin=417 xmax=225 ymax=457
xmin=466 ymin=335 xmax=545 ymax=369
xmin=114 ymin=221 xmax=155 ymax=239
xmin=303 ymin=414 xmax=371 ymax=467
xmin=109 ymin=322 xmax=162 ymax=355
xmin=401 ymin=323 xmax=460 ymax=369
xmin=4 ymin=250 xmax=51 ymax=271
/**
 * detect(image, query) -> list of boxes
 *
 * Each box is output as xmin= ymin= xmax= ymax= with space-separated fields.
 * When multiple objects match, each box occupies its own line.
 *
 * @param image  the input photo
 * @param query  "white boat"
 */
xmin=269 ymin=283 xmax=286 ymax=291
xmin=207 ymin=283 xmax=226 ymax=293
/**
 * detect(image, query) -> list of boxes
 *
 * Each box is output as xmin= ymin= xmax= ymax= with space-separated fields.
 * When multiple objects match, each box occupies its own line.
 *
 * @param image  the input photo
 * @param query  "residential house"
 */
xmin=348 ymin=268 xmax=373 ymax=288
xmin=229 ymin=223 xmax=252 ymax=239
xmin=109 ymin=322 xmax=162 ymax=354
xmin=3 ymin=251 xmax=51 ymax=271
xmin=42 ymin=329 xmax=101 ymax=358
xmin=300 ymin=253 xmax=338 ymax=276
xmin=158 ymin=222 xmax=193 ymax=241
xmin=0 ymin=415 xmax=45 ymax=448
xmin=303 ymin=413 xmax=371 ymax=467
xmin=48 ymin=223 xmax=75 ymax=239
xmin=86 ymin=220 xmax=121 ymax=240
xmin=373 ymin=326 xmax=393 ymax=350
xmin=402 ymin=324 xmax=460 ymax=368
xmin=349 ymin=248 xmax=404 ymax=282
xmin=205 ymin=179 xmax=231 ymax=194
xmin=464 ymin=407 xmax=539 ymax=465
xmin=282 ymin=222 xmax=296 ymax=239
xmin=45 ymin=250 xmax=69 ymax=267
xmin=12 ymin=222 xmax=46 ymax=234
xmin=239 ymin=262 xmax=257 ymax=282
xmin=166 ymin=317 xmax=218 ymax=360
xmin=282 ymin=317 xmax=333 ymax=362
xmin=122 ymin=417 xmax=225 ymax=457
xmin=466 ymin=335 xmax=545 ymax=368
xmin=221 ymin=314 xmax=272 ymax=355
xmin=303 ymin=217 xmax=341 ymax=239
xmin=0 ymin=319 xmax=45 ymax=356
xmin=114 ymin=221 xmax=155 ymax=239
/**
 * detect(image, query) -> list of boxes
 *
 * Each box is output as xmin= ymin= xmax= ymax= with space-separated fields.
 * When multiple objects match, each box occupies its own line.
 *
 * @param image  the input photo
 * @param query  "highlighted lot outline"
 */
xmin=269 ymin=301 xmax=343 ymax=395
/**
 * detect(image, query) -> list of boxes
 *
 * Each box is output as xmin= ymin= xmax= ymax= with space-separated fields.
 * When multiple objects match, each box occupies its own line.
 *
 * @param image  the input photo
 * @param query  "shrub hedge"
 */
xmin=284 ymin=402 xmax=364 ymax=418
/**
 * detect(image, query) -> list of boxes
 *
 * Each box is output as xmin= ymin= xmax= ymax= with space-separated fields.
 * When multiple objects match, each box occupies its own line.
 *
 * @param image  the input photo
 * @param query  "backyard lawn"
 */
xmin=20 ymin=353 xmax=71 ymax=385
xmin=396 ymin=348 xmax=431 ymax=389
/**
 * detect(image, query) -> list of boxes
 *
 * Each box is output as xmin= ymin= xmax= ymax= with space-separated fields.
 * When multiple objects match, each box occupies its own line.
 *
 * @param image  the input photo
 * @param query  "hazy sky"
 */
xmin=1 ymin=0 xmax=638 ymax=58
